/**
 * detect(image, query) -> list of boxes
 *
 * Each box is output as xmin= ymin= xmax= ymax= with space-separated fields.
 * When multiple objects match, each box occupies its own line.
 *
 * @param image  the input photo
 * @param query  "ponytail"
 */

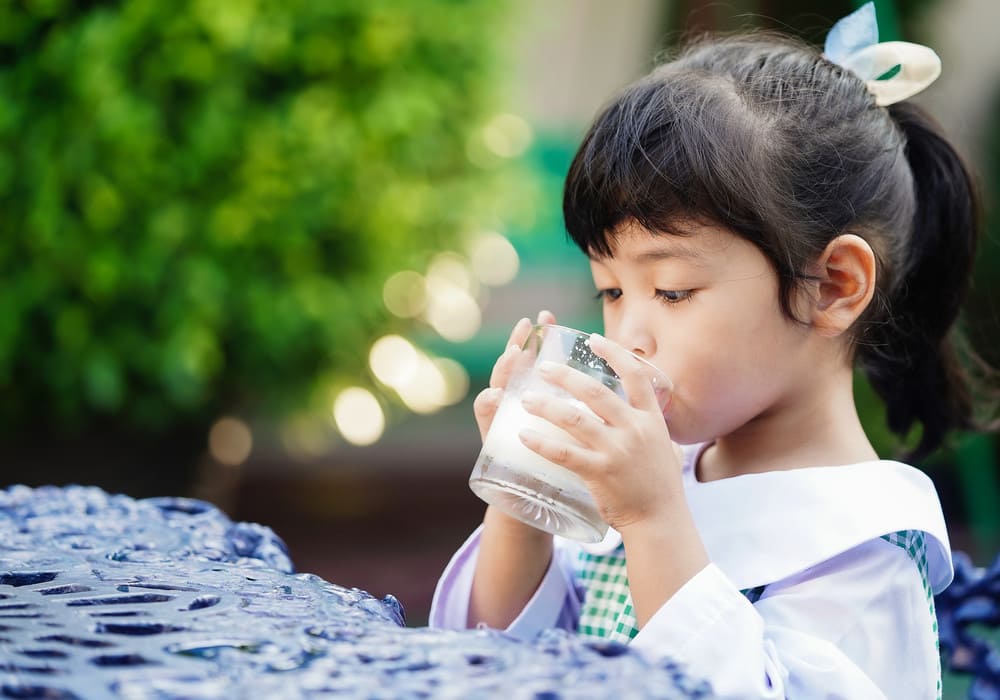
xmin=858 ymin=101 xmax=981 ymax=459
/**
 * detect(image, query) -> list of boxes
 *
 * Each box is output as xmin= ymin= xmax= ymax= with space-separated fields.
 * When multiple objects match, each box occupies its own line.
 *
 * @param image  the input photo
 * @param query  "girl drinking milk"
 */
xmin=431 ymin=4 xmax=995 ymax=696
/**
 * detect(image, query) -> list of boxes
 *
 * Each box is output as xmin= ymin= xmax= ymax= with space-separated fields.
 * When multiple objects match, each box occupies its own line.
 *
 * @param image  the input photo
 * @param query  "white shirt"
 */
xmin=430 ymin=444 xmax=953 ymax=699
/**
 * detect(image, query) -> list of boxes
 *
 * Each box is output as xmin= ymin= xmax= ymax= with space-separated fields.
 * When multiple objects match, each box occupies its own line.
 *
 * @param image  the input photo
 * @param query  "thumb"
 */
xmin=473 ymin=387 xmax=504 ymax=442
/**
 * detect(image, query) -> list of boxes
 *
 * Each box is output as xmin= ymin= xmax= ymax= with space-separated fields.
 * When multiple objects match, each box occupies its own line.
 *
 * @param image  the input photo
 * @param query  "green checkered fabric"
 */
xmin=576 ymin=547 xmax=636 ymax=642
xmin=881 ymin=530 xmax=941 ymax=700
xmin=575 ymin=546 xmax=767 ymax=642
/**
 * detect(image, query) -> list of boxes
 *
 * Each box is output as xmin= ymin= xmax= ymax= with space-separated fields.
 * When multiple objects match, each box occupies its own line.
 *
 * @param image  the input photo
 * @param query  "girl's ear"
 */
xmin=809 ymin=234 xmax=877 ymax=337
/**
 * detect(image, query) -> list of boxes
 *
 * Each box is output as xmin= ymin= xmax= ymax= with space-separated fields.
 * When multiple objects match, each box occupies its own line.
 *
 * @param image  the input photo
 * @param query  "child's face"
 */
xmin=590 ymin=219 xmax=815 ymax=445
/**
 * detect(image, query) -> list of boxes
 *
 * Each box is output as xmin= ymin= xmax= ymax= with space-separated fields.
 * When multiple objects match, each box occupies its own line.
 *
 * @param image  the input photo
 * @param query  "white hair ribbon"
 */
xmin=824 ymin=2 xmax=942 ymax=106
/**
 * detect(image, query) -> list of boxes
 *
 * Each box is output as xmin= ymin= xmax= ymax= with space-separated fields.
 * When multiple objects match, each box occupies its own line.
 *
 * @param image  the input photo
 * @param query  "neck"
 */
xmin=697 ymin=365 xmax=878 ymax=482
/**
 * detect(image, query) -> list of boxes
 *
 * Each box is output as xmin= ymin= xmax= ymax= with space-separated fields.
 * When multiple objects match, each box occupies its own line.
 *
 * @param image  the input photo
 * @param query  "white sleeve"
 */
xmin=633 ymin=538 xmax=938 ymax=699
xmin=428 ymin=525 xmax=583 ymax=639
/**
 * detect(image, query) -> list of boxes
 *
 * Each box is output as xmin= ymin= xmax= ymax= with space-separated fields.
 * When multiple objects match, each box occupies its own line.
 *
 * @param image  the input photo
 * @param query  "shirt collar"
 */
xmin=574 ymin=450 xmax=952 ymax=592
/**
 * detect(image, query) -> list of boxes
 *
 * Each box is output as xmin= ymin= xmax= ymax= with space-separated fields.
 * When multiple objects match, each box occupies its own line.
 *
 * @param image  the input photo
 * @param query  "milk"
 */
xmin=479 ymin=391 xmax=591 ymax=493
xmin=470 ymin=379 xmax=607 ymax=542
xmin=467 ymin=324 xmax=649 ymax=543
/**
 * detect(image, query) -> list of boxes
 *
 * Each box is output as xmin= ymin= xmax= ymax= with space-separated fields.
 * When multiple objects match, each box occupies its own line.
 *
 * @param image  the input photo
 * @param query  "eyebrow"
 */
xmin=588 ymin=245 xmax=704 ymax=264
xmin=632 ymin=246 xmax=703 ymax=263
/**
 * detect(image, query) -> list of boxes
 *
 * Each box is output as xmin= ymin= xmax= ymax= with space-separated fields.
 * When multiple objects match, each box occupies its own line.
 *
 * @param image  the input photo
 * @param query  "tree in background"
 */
xmin=0 ymin=0 xmax=532 ymax=489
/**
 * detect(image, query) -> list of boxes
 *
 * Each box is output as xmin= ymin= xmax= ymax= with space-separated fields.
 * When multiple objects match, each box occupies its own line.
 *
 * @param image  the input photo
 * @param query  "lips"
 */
xmin=660 ymin=395 xmax=673 ymax=421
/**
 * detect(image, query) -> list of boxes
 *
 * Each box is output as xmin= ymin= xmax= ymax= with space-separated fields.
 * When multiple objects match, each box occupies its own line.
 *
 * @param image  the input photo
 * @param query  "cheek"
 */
xmin=665 ymin=352 xmax=753 ymax=436
xmin=657 ymin=318 xmax=798 ymax=442
xmin=667 ymin=370 xmax=777 ymax=445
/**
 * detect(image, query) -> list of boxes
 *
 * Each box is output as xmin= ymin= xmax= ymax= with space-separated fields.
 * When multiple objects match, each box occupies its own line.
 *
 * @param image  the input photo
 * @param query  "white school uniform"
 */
xmin=430 ymin=443 xmax=953 ymax=699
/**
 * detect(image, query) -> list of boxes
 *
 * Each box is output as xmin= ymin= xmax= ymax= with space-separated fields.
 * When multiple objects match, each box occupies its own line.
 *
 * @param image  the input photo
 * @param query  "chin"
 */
xmin=663 ymin=411 xmax=719 ymax=447
xmin=663 ymin=416 xmax=695 ymax=446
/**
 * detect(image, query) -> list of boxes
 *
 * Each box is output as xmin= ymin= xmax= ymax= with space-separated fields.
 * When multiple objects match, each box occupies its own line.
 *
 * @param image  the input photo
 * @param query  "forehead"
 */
xmin=592 ymin=219 xmax=745 ymax=267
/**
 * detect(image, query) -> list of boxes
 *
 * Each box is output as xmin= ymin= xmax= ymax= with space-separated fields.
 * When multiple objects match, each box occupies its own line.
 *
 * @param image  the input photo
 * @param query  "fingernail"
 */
xmin=587 ymin=333 xmax=606 ymax=348
xmin=538 ymin=361 xmax=558 ymax=374
xmin=536 ymin=310 xmax=550 ymax=324
xmin=521 ymin=390 xmax=541 ymax=407
xmin=484 ymin=387 xmax=503 ymax=403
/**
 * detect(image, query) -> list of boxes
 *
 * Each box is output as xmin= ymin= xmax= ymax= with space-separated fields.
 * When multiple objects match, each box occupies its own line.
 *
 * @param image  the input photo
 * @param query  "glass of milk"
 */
xmin=468 ymin=324 xmax=671 ymax=543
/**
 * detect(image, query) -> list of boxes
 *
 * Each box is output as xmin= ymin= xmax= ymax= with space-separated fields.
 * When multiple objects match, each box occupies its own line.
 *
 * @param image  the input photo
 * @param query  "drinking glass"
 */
xmin=468 ymin=324 xmax=670 ymax=543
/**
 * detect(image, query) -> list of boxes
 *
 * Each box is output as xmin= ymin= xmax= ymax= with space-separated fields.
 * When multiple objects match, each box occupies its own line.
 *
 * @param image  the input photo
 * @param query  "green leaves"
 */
xmin=0 ymin=0 xmax=522 ymax=435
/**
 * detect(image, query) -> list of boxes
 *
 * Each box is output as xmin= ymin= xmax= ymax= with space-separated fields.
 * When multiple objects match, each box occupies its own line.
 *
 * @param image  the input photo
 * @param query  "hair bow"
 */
xmin=824 ymin=2 xmax=941 ymax=106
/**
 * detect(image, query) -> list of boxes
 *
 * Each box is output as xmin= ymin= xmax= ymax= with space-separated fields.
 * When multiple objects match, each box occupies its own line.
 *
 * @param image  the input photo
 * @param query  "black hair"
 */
xmin=563 ymin=33 xmax=989 ymax=459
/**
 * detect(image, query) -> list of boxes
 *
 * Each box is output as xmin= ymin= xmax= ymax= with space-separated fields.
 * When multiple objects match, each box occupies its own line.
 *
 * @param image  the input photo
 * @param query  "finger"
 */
xmin=473 ymin=387 xmax=504 ymax=441
xmin=488 ymin=343 xmax=519 ymax=390
xmin=535 ymin=360 xmax=627 ymax=425
xmin=518 ymin=427 xmax=599 ymax=476
xmin=536 ymin=309 xmax=557 ymax=325
xmin=507 ymin=316 xmax=534 ymax=348
xmin=588 ymin=334 xmax=672 ymax=411
xmin=521 ymin=390 xmax=605 ymax=448
xmin=489 ymin=317 xmax=532 ymax=389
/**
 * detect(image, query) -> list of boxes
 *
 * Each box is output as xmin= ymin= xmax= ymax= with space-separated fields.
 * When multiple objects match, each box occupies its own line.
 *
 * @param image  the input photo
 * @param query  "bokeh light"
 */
xmin=481 ymin=113 xmax=533 ymax=158
xmin=208 ymin=416 xmax=253 ymax=466
xmin=427 ymin=252 xmax=478 ymax=296
xmin=382 ymin=270 xmax=428 ymax=318
xmin=393 ymin=355 xmax=449 ymax=414
xmin=369 ymin=335 xmax=421 ymax=388
xmin=466 ymin=112 xmax=532 ymax=169
xmin=369 ymin=334 xmax=471 ymax=414
xmin=332 ymin=387 xmax=385 ymax=446
xmin=424 ymin=277 xmax=481 ymax=342
xmin=467 ymin=231 xmax=520 ymax=286
xmin=423 ymin=251 xmax=481 ymax=342
xmin=433 ymin=357 xmax=471 ymax=406
xmin=280 ymin=413 xmax=336 ymax=462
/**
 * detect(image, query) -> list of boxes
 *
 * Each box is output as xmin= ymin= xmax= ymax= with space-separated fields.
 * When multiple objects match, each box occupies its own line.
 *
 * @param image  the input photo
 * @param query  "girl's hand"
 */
xmin=467 ymin=311 xmax=556 ymax=612
xmin=472 ymin=310 xmax=557 ymax=442
xmin=518 ymin=333 xmax=684 ymax=532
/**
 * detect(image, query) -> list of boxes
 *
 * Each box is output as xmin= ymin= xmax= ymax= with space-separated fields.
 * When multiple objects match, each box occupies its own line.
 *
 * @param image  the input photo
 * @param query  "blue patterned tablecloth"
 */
xmin=0 ymin=485 xmax=710 ymax=699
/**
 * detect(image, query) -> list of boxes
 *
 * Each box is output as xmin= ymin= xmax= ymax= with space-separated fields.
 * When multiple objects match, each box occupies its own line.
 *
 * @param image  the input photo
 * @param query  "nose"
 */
xmin=615 ymin=312 xmax=657 ymax=358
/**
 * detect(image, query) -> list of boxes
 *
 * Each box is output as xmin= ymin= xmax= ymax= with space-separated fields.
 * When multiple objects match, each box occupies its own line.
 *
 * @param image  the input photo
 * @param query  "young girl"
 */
xmin=431 ymin=8 xmax=989 ymax=697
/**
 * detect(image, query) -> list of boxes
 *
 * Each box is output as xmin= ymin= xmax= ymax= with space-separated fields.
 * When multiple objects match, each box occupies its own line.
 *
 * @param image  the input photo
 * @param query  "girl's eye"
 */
xmin=594 ymin=288 xmax=622 ymax=302
xmin=655 ymin=289 xmax=693 ymax=304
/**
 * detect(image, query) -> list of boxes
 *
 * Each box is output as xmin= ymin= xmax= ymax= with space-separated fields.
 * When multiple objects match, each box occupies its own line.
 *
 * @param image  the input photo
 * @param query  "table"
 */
xmin=0 ymin=485 xmax=711 ymax=699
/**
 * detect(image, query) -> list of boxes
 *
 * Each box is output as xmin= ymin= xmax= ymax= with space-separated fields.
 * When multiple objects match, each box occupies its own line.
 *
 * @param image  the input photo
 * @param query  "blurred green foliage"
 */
xmin=0 ymin=0 xmax=528 ymax=435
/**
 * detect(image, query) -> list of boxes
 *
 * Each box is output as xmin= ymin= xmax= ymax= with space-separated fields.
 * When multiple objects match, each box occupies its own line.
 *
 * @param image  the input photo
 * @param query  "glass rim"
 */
xmin=531 ymin=322 xmax=669 ymax=382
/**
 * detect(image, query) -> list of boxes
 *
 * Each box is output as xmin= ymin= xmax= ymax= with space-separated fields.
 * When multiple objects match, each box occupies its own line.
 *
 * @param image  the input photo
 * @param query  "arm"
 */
xmin=618 ymin=504 xmax=710 ymax=628
xmin=631 ymin=537 xmax=937 ymax=698
xmin=466 ymin=312 xmax=562 ymax=630
xmin=468 ymin=506 xmax=553 ymax=628
xmin=429 ymin=523 xmax=582 ymax=637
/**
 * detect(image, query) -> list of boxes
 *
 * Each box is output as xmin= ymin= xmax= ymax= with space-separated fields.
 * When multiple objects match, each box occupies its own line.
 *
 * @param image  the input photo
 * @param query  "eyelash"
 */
xmin=594 ymin=289 xmax=694 ymax=305
xmin=656 ymin=289 xmax=694 ymax=304
xmin=593 ymin=289 xmax=621 ymax=302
